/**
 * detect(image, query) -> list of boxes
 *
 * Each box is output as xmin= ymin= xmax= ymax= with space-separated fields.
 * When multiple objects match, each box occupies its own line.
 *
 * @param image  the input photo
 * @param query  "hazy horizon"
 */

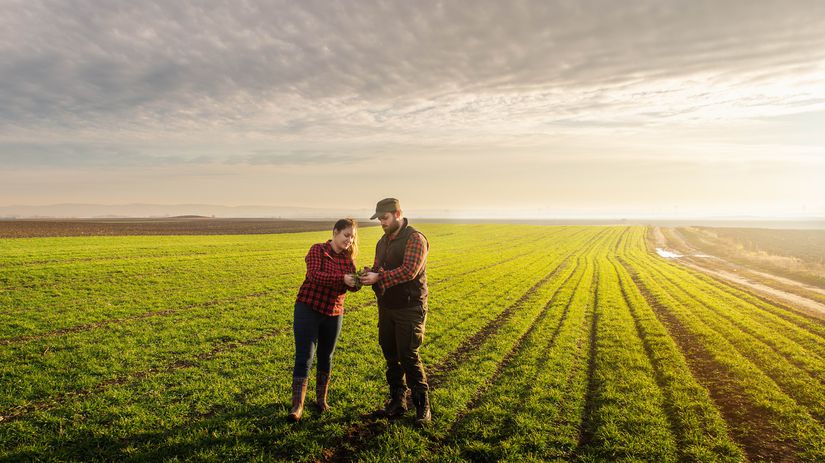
xmin=2 ymin=202 xmax=825 ymax=222
xmin=2 ymin=1 xmax=824 ymax=217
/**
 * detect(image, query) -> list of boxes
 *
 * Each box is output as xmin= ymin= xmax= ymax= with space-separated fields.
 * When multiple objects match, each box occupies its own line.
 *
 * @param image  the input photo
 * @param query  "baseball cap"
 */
xmin=370 ymin=198 xmax=401 ymax=220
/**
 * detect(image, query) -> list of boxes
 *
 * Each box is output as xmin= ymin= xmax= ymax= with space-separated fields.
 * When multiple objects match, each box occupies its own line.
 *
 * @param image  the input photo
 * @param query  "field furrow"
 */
xmin=574 ymin=251 xmax=677 ymax=462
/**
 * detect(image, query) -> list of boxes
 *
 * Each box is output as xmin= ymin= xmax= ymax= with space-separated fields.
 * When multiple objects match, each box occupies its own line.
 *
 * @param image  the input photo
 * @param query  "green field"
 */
xmin=1 ymin=225 xmax=824 ymax=462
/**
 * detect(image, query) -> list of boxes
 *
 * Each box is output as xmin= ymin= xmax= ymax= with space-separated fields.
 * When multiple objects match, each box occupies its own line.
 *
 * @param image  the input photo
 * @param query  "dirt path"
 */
xmin=652 ymin=227 xmax=825 ymax=318
xmin=678 ymin=261 xmax=825 ymax=317
xmin=650 ymin=226 xmax=667 ymax=248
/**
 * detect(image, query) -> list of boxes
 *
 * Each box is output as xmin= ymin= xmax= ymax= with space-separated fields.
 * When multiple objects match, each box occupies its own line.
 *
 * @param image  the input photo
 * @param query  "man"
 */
xmin=360 ymin=198 xmax=431 ymax=426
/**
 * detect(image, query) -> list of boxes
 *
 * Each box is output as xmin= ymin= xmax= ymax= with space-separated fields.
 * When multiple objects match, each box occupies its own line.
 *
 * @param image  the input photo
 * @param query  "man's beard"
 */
xmin=383 ymin=220 xmax=400 ymax=235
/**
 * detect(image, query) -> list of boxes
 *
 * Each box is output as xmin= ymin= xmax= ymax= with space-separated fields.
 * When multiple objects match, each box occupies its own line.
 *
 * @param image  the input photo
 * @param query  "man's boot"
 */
xmin=316 ymin=371 xmax=331 ymax=413
xmin=287 ymin=377 xmax=308 ymax=423
xmin=374 ymin=387 xmax=409 ymax=417
xmin=413 ymin=389 xmax=431 ymax=427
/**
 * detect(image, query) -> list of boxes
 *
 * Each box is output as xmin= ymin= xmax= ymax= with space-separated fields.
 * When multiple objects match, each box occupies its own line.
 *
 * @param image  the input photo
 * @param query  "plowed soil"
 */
xmin=0 ymin=218 xmax=376 ymax=238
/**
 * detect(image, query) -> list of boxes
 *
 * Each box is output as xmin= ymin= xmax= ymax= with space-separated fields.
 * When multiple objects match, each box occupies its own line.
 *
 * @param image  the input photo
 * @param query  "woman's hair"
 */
xmin=333 ymin=218 xmax=358 ymax=260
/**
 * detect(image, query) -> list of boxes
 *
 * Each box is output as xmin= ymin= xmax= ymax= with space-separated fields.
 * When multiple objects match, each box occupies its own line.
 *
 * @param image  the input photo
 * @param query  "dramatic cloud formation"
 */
xmin=1 ymin=0 xmax=824 ymax=216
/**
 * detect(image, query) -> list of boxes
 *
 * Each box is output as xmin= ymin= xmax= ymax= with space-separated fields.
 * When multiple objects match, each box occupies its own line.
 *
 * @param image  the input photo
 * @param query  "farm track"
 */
xmin=637 ymin=258 xmax=825 ymax=402
xmin=623 ymin=260 xmax=799 ymax=462
xmin=679 ymin=259 xmax=825 ymax=317
xmin=656 ymin=227 xmax=825 ymax=317
xmin=683 ymin=255 xmax=825 ymax=300
xmin=678 ymin=263 xmax=825 ymax=331
xmin=671 ymin=227 xmax=825 ymax=292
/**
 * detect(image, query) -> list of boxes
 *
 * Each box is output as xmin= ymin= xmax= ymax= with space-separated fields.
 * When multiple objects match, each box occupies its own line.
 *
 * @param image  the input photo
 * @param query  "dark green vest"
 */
xmin=373 ymin=220 xmax=428 ymax=309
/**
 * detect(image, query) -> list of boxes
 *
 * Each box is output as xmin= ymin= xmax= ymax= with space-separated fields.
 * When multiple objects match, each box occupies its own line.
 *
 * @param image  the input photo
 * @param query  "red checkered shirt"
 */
xmin=296 ymin=241 xmax=357 ymax=316
xmin=373 ymin=226 xmax=428 ymax=291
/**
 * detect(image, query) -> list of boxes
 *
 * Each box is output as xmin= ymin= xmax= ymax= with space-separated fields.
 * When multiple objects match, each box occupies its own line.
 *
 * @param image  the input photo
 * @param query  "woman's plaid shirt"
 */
xmin=296 ymin=241 xmax=357 ymax=316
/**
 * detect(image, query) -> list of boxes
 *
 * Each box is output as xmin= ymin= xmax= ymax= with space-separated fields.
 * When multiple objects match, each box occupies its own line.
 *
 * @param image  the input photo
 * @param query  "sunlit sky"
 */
xmin=2 ymin=0 xmax=824 ymax=218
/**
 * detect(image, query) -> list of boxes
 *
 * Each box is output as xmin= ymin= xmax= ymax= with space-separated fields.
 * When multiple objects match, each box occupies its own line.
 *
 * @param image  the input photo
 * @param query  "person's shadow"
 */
xmin=5 ymin=368 xmax=410 ymax=462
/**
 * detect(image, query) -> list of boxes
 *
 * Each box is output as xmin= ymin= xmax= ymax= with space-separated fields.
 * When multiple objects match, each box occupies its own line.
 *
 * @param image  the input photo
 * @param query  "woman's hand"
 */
xmin=343 ymin=273 xmax=357 ymax=287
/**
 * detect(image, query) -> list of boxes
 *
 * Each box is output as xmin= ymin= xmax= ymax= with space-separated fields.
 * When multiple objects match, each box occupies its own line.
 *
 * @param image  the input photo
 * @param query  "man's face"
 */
xmin=378 ymin=211 xmax=401 ymax=234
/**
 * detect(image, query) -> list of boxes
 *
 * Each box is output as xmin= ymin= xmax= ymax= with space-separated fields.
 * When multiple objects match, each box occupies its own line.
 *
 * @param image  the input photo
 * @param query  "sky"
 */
xmin=2 ymin=0 xmax=825 ymax=218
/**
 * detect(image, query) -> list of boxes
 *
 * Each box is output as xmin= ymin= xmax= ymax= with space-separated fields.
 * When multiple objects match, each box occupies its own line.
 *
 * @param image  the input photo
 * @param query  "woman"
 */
xmin=288 ymin=218 xmax=360 ymax=422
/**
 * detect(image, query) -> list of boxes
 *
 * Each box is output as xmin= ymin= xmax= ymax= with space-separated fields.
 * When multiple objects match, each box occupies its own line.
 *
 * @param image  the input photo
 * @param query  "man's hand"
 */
xmin=343 ymin=274 xmax=357 ymax=287
xmin=360 ymin=271 xmax=381 ymax=286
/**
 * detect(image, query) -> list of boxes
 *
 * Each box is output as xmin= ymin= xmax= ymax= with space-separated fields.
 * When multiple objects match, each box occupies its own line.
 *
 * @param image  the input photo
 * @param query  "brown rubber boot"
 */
xmin=287 ymin=377 xmax=308 ymax=423
xmin=374 ymin=387 xmax=409 ymax=418
xmin=413 ymin=389 xmax=431 ymax=427
xmin=316 ymin=371 xmax=331 ymax=413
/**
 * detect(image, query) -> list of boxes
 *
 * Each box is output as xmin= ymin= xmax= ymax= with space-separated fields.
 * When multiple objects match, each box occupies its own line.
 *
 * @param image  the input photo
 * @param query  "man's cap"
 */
xmin=370 ymin=198 xmax=401 ymax=220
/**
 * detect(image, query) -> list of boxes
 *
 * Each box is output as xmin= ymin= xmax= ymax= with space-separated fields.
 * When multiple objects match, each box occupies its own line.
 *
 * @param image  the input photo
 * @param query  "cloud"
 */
xmin=0 ymin=141 xmax=385 ymax=168
xmin=0 ymin=142 xmax=212 ymax=168
xmin=225 ymin=149 xmax=375 ymax=166
xmin=3 ymin=0 xmax=824 ymax=133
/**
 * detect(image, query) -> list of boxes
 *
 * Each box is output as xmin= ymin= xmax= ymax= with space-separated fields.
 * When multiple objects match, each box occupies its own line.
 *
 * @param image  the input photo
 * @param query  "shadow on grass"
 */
xmin=3 ymin=399 xmax=378 ymax=463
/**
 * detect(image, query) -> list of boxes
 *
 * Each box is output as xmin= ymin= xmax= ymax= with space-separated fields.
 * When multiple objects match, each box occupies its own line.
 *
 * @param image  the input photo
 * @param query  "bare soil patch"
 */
xmin=0 ymin=218 xmax=376 ymax=238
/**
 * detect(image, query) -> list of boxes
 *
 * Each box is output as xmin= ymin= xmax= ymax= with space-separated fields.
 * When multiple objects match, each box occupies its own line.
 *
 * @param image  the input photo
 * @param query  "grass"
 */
xmin=2 ymin=225 xmax=824 ymax=461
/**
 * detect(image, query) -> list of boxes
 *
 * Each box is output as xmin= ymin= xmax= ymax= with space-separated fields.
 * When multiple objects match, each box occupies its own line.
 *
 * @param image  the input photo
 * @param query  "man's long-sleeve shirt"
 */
xmin=373 ymin=230 xmax=427 ymax=291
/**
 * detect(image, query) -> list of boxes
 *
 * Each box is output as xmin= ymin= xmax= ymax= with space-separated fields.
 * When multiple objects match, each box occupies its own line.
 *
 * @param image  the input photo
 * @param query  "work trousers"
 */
xmin=378 ymin=304 xmax=429 ymax=393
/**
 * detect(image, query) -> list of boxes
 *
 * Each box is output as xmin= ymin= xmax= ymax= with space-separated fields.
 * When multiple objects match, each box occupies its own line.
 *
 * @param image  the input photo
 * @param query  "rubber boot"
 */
xmin=316 ymin=371 xmax=331 ymax=413
xmin=413 ymin=389 xmax=431 ymax=427
xmin=374 ymin=387 xmax=409 ymax=417
xmin=287 ymin=377 xmax=308 ymax=423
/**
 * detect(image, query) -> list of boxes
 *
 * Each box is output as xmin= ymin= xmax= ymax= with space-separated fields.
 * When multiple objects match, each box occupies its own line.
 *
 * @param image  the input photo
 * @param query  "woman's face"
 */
xmin=332 ymin=226 xmax=355 ymax=252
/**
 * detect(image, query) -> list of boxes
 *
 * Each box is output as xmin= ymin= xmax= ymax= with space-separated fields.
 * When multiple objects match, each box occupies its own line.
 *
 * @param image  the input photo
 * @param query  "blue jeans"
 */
xmin=292 ymin=302 xmax=343 ymax=378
